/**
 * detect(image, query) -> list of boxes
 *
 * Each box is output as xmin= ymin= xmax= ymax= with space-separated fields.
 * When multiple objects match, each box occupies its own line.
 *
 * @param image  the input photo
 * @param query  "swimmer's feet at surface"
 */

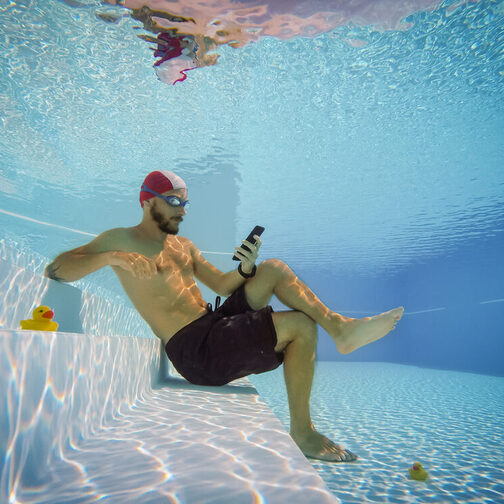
xmin=326 ymin=307 xmax=405 ymax=355
xmin=291 ymin=427 xmax=358 ymax=463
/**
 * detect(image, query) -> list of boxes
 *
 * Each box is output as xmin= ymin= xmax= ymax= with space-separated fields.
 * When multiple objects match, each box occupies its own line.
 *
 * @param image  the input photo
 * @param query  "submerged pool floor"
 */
xmin=250 ymin=361 xmax=504 ymax=504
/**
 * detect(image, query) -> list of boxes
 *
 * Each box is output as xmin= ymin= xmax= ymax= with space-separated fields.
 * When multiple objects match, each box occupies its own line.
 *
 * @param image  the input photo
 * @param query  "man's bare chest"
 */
xmin=119 ymin=236 xmax=194 ymax=287
xmin=156 ymin=240 xmax=193 ymax=276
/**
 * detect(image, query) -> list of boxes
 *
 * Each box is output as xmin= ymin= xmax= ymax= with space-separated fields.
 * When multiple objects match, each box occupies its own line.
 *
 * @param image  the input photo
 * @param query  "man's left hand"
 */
xmin=234 ymin=235 xmax=262 ymax=273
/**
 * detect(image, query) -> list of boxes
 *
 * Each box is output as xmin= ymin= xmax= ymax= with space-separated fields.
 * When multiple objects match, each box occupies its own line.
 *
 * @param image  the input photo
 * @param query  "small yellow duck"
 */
xmin=20 ymin=306 xmax=59 ymax=331
xmin=409 ymin=462 xmax=429 ymax=481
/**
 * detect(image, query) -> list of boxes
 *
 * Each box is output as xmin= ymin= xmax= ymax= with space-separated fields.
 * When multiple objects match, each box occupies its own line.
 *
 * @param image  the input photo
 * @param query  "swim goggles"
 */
xmin=141 ymin=184 xmax=190 ymax=208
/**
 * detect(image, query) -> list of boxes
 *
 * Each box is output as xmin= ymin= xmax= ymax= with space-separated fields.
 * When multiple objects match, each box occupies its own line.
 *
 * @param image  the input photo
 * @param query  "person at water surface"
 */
xmin=45 ymin=170 xmax=404 ymax=463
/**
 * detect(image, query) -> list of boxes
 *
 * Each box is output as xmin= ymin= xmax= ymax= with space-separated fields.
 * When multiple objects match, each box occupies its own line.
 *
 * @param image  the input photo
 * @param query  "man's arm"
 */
xmin=187 ymin=239 xmax=247 ymax=297
xmin=44 ymin=228 xmax=128 ymax=282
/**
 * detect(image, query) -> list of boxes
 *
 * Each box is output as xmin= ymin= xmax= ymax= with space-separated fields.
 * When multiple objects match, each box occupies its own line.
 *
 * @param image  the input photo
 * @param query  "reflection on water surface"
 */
xmin=99 ymin=0 xmax=443 ymax=84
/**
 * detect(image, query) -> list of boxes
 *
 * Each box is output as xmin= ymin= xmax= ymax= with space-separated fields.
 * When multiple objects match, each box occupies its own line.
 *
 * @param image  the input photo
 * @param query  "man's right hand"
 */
xmin=108 ymin=251 xmax=158 ymax=279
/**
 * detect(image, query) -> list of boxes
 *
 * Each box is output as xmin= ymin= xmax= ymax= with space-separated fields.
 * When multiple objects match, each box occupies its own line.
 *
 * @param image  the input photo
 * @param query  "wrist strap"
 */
xmin=238 ymin=263 xmax=257 ymax=278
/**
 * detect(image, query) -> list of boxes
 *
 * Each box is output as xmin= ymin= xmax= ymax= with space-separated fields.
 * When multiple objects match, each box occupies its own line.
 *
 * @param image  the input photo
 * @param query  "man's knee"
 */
xmin=272 ymin=311 xmax=317 ymax=350
xmin=259 ymin=258 xmax=289 ymax=278
xmin=294 ymin=312 xmax=318 ymax=341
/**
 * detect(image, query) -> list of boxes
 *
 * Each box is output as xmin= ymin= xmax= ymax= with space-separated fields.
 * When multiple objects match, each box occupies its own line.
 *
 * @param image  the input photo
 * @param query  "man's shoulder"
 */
xmin=182 ymin=236 xmax=201 ymax=249
xmin=177 ymin=236 xmax=197 ymax=256
xmin=96 ymin=227 xmax=134 ymax=247
xmin=100 ymin=227 xmax=131 ymax=240
xmin=69 ymin=227 xmax=133 ymax=256
xmin=178 ymin=236 xmax=193 ymax=245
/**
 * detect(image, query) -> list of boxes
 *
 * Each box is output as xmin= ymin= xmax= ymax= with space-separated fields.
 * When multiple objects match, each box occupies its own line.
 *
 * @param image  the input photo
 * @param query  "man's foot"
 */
xmin=291 ymin=428 xmax=358 ymax=463
xmin=328 ymin=307 xmax=404 ymax=354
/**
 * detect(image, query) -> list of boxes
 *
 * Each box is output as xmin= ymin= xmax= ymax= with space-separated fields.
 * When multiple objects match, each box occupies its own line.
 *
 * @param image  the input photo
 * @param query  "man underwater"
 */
xmin=45 ymin=170 xmax=404 ymax=462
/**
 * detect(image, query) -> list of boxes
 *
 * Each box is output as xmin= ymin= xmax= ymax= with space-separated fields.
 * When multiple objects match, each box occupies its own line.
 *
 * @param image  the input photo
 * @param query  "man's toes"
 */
xmin=334 ymin=447 xmax=357 ymax=462
xmin=327 ymin=449 xmax=342 ymax=461
xmin=343 ymin=450 xmax=357 ymax=461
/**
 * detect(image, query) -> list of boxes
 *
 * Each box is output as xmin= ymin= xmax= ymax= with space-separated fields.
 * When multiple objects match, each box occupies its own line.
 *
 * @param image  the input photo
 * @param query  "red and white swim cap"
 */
xmin=139 ymin=170 xmax=187 ymax=207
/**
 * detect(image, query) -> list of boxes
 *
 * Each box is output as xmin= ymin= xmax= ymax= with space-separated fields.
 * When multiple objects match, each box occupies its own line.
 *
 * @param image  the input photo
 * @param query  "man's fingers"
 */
xmin=243 ymin=239 xmax=258 ymax=250
xmin=236 ymin=245 xmax=254 ymax=256
xmin=131 ymin=257 xmax=157 ymax=279
xmin=243 ymin=238 xmax=262 ymax=253
xmin=144 ymin=258 xmax=157 ymax=276
xmin=113 ymin=252 xmax=155 ymax=279
xmin=143 ymin=259 xmax=157 ymax=278
xmin=234 ymin=247 xmax=246 ymax=258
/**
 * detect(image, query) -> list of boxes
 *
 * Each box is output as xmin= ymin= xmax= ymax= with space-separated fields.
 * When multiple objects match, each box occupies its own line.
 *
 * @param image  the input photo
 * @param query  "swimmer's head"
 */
xmin=139 ymin=170 xmax=187 ymax=208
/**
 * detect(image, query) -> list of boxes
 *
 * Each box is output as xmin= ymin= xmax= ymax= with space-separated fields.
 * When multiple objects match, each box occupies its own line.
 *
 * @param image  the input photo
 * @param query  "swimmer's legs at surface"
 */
xmin=244 ymin=259 xmax=404 ymax=462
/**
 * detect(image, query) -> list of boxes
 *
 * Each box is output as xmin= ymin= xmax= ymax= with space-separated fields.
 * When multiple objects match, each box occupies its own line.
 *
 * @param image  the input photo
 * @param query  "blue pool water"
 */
xmin=1 ymin=0 xmax=503 ymax=502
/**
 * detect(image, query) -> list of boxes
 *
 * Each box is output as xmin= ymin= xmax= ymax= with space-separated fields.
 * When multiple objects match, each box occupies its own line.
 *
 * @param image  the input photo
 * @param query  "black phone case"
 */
xmin=232 ymin=225 xmax=265 ymax=261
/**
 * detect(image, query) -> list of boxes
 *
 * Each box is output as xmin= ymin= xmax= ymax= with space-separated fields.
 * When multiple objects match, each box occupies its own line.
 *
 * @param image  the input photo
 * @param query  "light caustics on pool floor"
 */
xmin=47 ymin=388 xmax=299 ymax=504
xmin=250 ymin=362 xmax=504 ymax=504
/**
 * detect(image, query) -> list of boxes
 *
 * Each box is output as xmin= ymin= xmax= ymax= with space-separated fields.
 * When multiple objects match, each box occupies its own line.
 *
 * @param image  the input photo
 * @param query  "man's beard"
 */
xmin=150 ymin=206 xmax=179 ymax=235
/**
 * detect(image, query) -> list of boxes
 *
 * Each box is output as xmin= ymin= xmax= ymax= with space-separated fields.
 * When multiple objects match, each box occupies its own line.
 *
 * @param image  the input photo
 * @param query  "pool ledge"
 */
xmin=0 ymin=329 xmax=337 ymax=503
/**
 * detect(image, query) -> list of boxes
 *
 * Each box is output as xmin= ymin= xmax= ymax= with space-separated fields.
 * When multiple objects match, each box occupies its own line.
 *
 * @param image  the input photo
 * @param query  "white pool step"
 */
xmin=0 ymin=330 xmax=337 ymax=503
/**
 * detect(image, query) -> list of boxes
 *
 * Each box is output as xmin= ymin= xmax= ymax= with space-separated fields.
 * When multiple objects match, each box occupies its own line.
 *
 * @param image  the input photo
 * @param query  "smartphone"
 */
xmin=232 ymin=225 xmax=265 ymax=261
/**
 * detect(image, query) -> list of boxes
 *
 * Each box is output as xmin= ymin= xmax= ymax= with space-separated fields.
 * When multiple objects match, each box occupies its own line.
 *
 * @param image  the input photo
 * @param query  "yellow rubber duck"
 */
xmin=20 ymin=306 xmax=59 ymax=331
xmin=409 ymin=462 xmax=429 ymax=481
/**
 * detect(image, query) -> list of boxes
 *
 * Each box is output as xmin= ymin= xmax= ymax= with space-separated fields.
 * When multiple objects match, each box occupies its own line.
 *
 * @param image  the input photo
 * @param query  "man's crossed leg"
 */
xmin=243 ymin=259 xmax=404 ymax=462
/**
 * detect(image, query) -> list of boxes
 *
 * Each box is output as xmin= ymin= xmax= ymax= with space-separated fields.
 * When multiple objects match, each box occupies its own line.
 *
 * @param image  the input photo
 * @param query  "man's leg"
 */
xmin=245 ymin=259 xmax=404 ymax=355
xmin=272 ymin=310 xmax=357 ymax=462
xmin=244 ymin=259 xmax=403 ymax=462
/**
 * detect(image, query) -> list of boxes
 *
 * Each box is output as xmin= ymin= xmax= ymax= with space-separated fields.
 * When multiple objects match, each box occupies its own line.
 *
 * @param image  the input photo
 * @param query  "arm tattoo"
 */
xmin=45 ymin=263 xmax=64 ymax=282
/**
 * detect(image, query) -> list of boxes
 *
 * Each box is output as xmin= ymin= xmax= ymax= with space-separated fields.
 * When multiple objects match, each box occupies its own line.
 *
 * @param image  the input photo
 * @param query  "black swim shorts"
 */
xmin=164 ymin=284 xmax=284 ymax=386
